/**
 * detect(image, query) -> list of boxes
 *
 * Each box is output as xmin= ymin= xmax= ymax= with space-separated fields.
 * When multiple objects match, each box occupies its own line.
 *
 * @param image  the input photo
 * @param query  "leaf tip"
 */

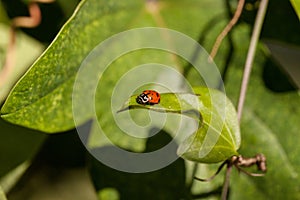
xmin=116 ymin=107 xmax=129 ymax=113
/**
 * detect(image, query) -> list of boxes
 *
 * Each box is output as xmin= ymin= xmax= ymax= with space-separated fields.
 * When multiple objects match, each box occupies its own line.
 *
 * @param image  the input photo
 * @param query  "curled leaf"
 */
xmin=119 ymin=87 xmax=241 ymax=163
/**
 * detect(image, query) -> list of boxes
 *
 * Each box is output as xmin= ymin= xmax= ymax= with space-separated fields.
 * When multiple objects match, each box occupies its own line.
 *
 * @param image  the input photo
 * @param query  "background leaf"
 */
xmin=0 ymin=185 xmax=7 ymax=200
xmin=291 ymin=0 xmax=300 ymax=20
xmin=1 ymin=0 xmax=144 ymax=132
xmin=0 ymin=118 xmax=46 ymax=178
xmin=1 ymin=0 xmax=299 ymax=199
xmin=0 ymin=24 xmax=44 ymax=102
xmin=4 ymin=132 xmax=98 ymax=200
xmin=182 ymin=17 xmax=300 ymax=200
xmin=222 ymin=24 xmax=300 ymax=200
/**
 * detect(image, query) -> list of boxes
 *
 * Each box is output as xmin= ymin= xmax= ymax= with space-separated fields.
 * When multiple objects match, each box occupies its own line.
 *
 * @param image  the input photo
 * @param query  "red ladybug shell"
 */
xmin=136 ymin=90 xmax=160 ymax=105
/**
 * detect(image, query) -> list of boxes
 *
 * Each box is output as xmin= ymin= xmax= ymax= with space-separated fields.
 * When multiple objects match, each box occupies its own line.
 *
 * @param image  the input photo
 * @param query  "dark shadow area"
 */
xmin=89 ymin=128 xmax=188 ymax=200
xmin=7 ymin=129 xmax=92 ymax=200
xmin=263 ymin=58 xmax=297 ymax=92
xmin=0 ymin=117 xmax=46 ymax=177
xmin=241 ymin=0 xmax=300 ymax=45
xmin=4 ymin=123 xmax=223 ymax=200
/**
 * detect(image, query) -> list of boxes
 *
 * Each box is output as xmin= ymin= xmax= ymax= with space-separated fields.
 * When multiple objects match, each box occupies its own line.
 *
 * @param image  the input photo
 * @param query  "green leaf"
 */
xmin=0 ymin=186 xmax=7 ymax=200
xmin=0 ymin=162 xmax=29 ymax=194
xmin=0 ymin=0 xmax=225 ymax=155
xmin=0 ymin=24 xmax=44 ymax=102
xmin=119 ymin=86 xmax=241 ymax=163
xmin=231 ymin=108 xmax=300 ymax=200
xmin=0 ymin=0 xmax=144 ymax=132
xmin=98 ymin=188 xmax=119 ymax=200
xmin=291 ymin=0 xmax=300 ymax=20
xmin=0 ymin=118 xmax=46 ymax=177
xmin=0 ymin=3 xmax=9 ymax=24
xmin=0 ymin=0 xmax=223 ymax=137
xmin=223 ymin=24 xmax=300 ymax=199
xmin=68 ymin=8 xmax=232 ymax=157
xmin=118 ymin=92 xmax=201 ymax=121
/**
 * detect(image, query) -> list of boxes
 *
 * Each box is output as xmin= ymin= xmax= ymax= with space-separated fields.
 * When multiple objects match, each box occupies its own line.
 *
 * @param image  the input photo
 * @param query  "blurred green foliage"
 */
xmin=0 ymin=0 xmax=299 ymax=199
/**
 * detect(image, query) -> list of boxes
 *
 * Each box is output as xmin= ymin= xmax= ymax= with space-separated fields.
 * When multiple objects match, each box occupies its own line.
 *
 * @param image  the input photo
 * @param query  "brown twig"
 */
xmin=194 ymin=154 xmax=267 ymax=180
xmin=194 ymin=154 xmax=267 ymax=200
xmin=209 ymin=0 xmax=245 ymax=61
xmin=232 ymin=154 xmax=267 ymax=174
xmin=194 ymin=160 xmax=228 ymax=182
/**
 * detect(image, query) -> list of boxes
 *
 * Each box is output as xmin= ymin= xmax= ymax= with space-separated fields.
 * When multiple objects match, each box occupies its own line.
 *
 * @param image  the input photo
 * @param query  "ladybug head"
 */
xmin=136 ymin=93 xmax=150 ymax=104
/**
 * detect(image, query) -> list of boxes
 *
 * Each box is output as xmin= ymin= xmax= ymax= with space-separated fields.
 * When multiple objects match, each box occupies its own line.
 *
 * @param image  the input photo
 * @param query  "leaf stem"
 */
xmin=237 ymin=0 xmax=269 ymax=121
xmin=221 ymin=163 xmax=232 ymax=200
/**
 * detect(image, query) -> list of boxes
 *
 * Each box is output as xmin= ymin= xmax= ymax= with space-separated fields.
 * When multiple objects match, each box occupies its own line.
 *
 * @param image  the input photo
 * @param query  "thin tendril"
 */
xmin=194 ymin=160 xmax=227 ymax=182
xmin=209 ymin=0 xmax=245 ymax=60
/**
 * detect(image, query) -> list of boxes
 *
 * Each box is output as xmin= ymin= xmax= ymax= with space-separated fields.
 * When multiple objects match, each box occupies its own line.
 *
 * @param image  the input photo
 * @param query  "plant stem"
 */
xmin=221 ymin=1 xmax=269 ymax=199
xmin=209 ymin=0 xmax=245 ymax=60
xmin=237 ymin=0 xmax=269 ymax=121
xmin=221 ymin=163 xmax=233 ymax=200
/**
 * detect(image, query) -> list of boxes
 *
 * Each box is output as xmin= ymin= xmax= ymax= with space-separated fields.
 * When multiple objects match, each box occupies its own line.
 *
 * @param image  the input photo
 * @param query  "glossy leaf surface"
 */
xmin=0 ymin=0 xmax=144 ymax=132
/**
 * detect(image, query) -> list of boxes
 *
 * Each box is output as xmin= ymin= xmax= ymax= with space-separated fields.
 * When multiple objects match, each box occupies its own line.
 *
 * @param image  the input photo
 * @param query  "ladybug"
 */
xmin=136 ymin=90 xmax=160 ymax=105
